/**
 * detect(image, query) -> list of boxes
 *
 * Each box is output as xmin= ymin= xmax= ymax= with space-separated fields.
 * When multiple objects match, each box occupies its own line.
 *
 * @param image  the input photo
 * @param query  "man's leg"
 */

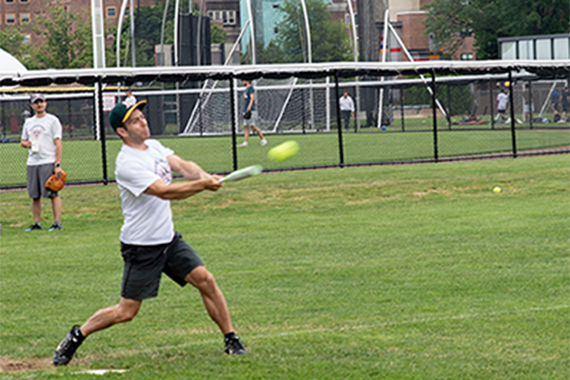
xmin=80 ymin=297 xmax=142 ymax=337
xmin=252 ymin=126 xmax=266 ymax=142
xmin=185 ymin=267 xmax=247 ymax=355
xmin=32 ymin=198 xmax=41 ymax=222
xmin=239 ymin=126 xmax=250 ymax=146
xmin=185 ymin=266 xmax=232 ymax=334
xmin=54 ymin=298 xmax=141 ymax=365
xmin=51 ymin=196 xmax=62 ymax=224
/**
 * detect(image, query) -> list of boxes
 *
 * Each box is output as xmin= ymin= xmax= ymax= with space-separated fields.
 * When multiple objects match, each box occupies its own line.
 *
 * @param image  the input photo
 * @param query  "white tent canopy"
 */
xmin=0 ymin=48 xmax=28 ymax=74
xmin=0 ymin=60 xmax=568 ymax=88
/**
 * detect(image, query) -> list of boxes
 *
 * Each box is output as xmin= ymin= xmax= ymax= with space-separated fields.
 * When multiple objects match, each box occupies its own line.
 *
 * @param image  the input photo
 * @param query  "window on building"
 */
xmin=20 ymin=13 xmax=30 ymax=23
xmin=107 ymin=7 xmax=116 ymax=17
xmin=501 ymin=41 xmax=516 ymax=59
xmin=518 ymin=40 xmax=533 ymax=60
xmin=536 ymin=38 xmax=552 ymax=59
xmin=226 ymin=10 xmax=236 ymax=25
xmin=22 ymin=34 xmax=31 ymax=44
xmin=207 ymin=10 xmax=236 ymax=25
xmin=460 ymin=53 xmax=474 ymax=60
xmin=553 ymin=37 xmax=569 ymax=60
xmin=6 ymin=14 xmax=16 ymax=24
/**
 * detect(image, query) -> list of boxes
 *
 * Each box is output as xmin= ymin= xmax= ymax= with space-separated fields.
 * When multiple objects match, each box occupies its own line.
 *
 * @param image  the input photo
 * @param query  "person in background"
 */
xmin=496 ymin=88 xmax=509 ymax=122
xmin=20 ymin=93 xmax=64 ymax=232
xmin=339 ymin=91 xmax=355 ymax=131
xmin=238 ymin=79 xmax=267 ymax=147
xmin=123 ymin=88 xmax=137 ymax=109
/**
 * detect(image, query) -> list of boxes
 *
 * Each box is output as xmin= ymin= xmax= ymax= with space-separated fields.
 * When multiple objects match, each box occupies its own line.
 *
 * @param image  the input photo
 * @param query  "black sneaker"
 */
xmin=48 ymin=222 xmax=62 ymax=231
xmin=53 ymin=325 xmax=85 ymax=366
xmin=25 ymin=222 xmax=42 ymax=232
xmin=224 ymin=335 xmax=247 ymax=355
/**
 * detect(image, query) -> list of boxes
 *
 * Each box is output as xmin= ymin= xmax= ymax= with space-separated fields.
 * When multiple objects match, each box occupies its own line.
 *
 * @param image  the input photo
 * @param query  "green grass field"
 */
xmin=1 ymin=124 xmax=569 ymax=187
xmin=1 ymin=155 xmax=569 ymax=379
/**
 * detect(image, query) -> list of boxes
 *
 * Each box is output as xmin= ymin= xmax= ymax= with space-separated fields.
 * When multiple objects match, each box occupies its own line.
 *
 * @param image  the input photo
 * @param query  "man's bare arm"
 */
xmin=144 ymin=177 xmax=223 ymax=200
xmin=167 ymin=154 xmax=213 ymax=181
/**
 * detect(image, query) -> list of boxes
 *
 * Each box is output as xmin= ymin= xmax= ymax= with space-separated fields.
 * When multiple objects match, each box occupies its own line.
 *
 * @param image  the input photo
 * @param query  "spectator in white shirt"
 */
xmin=339 ymin=92 xmax=355 ymax=131
xmin=496 ymin=89 xmax=509 ymax=121
xmin=123 ymin=88 xmax=137 ymax=109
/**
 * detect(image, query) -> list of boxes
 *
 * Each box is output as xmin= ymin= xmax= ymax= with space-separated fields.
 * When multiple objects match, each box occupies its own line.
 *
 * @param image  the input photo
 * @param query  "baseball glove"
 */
xmin=243 ymin=110 xmax=251 ymax=120
xmin=45 ymin=170 xmax=67 ymax=192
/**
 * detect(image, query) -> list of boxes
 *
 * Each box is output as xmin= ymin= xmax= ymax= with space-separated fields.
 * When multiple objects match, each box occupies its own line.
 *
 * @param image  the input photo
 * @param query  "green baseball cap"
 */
xmin=109 ymin=100 xmax=147 ymax=131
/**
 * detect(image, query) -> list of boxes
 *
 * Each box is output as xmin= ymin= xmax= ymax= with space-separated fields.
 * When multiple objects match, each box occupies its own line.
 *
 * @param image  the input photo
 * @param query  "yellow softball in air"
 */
xmin=268 ymin=141 xmax=299 ymax=162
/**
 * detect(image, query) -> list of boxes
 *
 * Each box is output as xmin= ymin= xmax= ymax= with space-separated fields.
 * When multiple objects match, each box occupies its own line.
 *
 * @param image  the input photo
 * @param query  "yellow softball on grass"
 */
xmin=493 ymin=186 xmax=502 ymax=193
xmin=268 ymin=141 xmax=299 ymax=162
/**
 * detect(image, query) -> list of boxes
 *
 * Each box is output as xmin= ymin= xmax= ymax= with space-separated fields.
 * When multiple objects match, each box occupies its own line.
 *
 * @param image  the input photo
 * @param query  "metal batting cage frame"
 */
xmin=1 ymin=60 xmax=569 ymax=189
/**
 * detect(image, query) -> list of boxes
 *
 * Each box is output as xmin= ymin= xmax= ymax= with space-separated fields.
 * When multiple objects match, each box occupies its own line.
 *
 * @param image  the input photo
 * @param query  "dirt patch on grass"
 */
xmin=0 ymin=357 xmax=53 ymax=372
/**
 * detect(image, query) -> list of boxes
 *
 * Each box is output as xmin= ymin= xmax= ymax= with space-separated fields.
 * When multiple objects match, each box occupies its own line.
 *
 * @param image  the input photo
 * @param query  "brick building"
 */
xmin=386 ymin=0 xmax=475 ymax=61
xmin=205 ymin=0 xmax=240 ymax=42
xmin=0 ymin=0 xmax=165 ymax=50
xmin=358 ymin=0 xmax=475 ymax=62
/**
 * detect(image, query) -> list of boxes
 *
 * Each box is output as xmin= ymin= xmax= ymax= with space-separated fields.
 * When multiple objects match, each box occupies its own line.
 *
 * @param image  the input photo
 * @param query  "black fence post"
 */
xmin=1 ymin=102 xmax=5 ymax=138
xmin=528 ymin=81 xmax=534 ymax=130
xmin=489 ymin=80 xmax=495 ymax=130
xmin=334 ymin=71 xmax=345 ymax=168
xmin=508 ymin=70 xmax=517 ymax=158
xmin=229 ymin=77 xmax=238 ymax=171
xmin=400 ymin=87 xmax=405 ymax=131
xmin=431 ymin=71 xmax=439 ymax=162
xmin=302 ymin=89 xmax=306 ymax=134
xmin=97 ymin=79 xmax=108 ymax=185
xmin=447 ymin=84 xmax=452 ymax=130
xmin=199 ymin=94 xmax=203 ymax=137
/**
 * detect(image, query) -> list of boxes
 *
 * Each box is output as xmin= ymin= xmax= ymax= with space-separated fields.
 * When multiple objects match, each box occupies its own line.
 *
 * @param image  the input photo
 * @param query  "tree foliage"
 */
xmin=31 ymin=4 xmax=93 ymax=69
xmin=274 ymin=0 xmax=352 ymax=63
xmin=114 ymin=2 xmax=173 ymax=67
xmin=115 ymin=2 xmax=223 ymax=67
xmin=211 ymin=24 xmax=227 ymax=44
xmin=0 ymin=5 xmax=92 ymax=69
xmin=241 ymin=41 xmax=286 ymax=64
xmin=424 ymin=0 xmax=569 ymax=59
xmin=0 ymin=26 xmax=34 ymax=68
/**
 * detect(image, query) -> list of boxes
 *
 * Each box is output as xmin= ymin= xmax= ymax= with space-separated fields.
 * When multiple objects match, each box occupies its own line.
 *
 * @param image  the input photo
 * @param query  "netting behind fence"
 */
xmin=1 ymin=61 xmax=569 ymax=188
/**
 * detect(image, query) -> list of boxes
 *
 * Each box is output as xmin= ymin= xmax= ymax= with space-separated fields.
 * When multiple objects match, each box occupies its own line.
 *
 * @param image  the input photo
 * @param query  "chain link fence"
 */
xmin=2 ymin=70 xmax=569 ymax=189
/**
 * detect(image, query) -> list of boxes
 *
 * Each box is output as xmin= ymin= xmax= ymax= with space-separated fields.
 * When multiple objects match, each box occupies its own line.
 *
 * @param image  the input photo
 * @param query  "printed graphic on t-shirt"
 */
xmin=155 ymin=157 xmax=172 ymax=185
xmin=30 ymin=125 xmax=46 ymax=140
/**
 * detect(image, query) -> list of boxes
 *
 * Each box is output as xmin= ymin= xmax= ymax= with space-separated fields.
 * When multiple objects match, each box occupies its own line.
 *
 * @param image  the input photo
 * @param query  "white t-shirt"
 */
xmin=339 ymin=96 xmax=355 ymax=112
xmin=115 ymin=139 xmax=175 ymax=245
xmin=497 ymin=92 xmax=509 ymax=111
xmin=21 ymin=113 xmax=62 ymax=166
xmin=123 ymin=95 xmax=137 ymax=108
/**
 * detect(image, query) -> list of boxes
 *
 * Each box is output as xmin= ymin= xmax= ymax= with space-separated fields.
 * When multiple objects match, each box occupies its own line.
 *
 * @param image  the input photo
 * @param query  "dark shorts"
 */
xmin=120 ymin=232 xmax=204 ymax=300
xmin=27 ymin=164 xmax=58 ymax=199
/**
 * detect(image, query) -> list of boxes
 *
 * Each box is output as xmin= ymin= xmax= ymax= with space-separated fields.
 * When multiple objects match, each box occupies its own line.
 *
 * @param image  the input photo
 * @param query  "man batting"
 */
xmin=53 ymin=100 xmax=246 ymax=366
